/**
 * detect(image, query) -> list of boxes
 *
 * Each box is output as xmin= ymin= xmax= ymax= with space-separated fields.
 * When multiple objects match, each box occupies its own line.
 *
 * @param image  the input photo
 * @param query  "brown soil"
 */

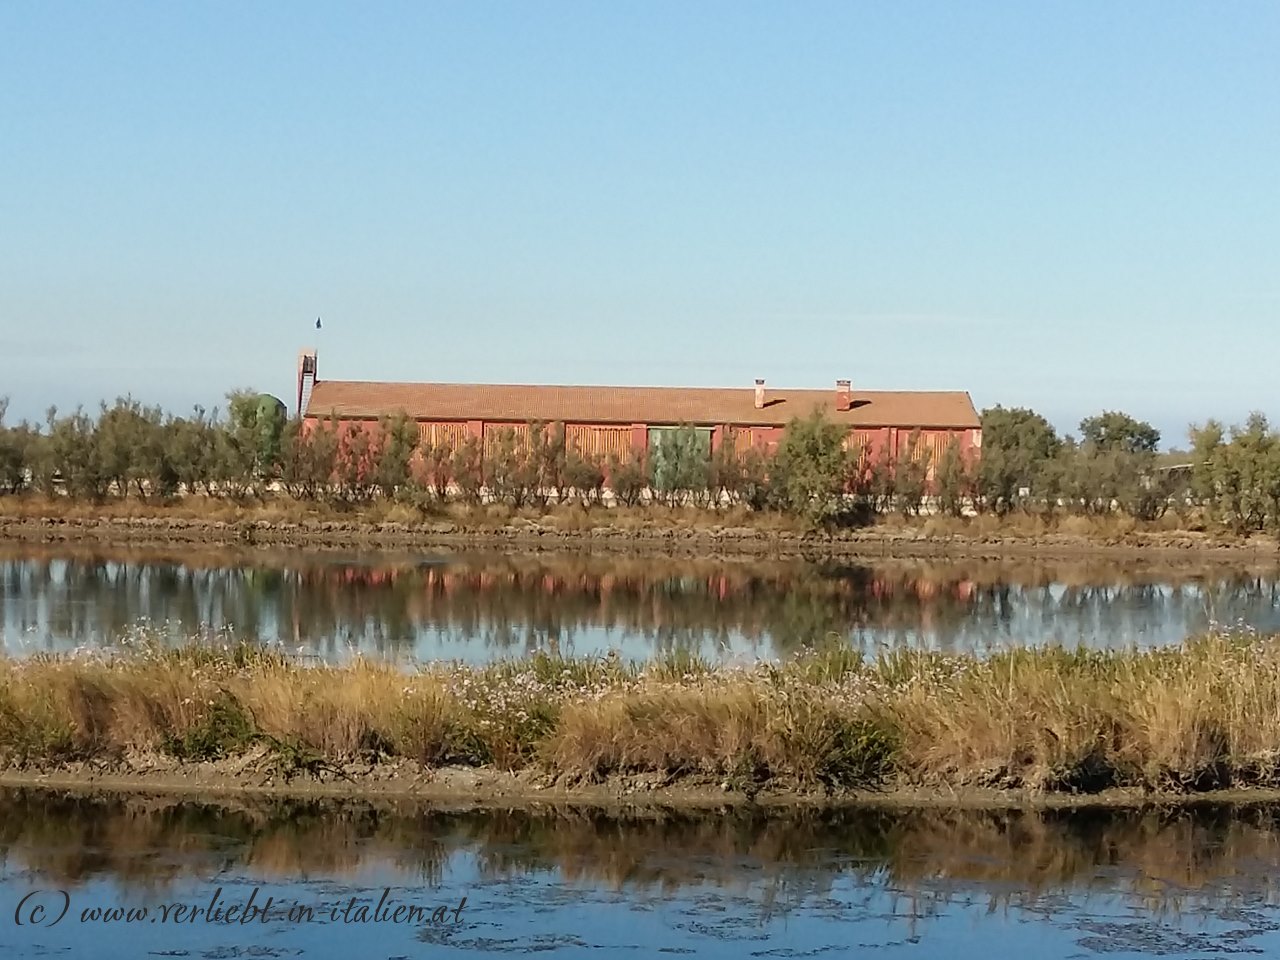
xmin=2 ymin=513 xmax=1277 ymax=561
xmin=5 ymin=755 xmax=1280 ymax=812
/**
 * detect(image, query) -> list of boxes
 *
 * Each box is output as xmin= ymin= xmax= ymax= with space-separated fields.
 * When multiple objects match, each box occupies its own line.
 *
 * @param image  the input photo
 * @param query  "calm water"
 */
xmin=3 ymin=544 xmax=1280 ymax=662
xmin=4 ymin=790 xmax=1280 ymax=958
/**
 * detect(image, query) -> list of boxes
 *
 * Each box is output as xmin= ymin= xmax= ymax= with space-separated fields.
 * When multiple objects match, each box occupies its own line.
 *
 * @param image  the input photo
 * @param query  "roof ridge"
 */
xmin=314 ymin=378 xmax=971 ymax=395
xmin=304 ymin=380 xmax=981 ymax=429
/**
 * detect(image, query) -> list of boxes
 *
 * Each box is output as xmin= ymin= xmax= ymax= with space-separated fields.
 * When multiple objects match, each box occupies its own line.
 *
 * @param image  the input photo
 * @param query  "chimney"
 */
xmin=297 ymin=348 xmax=318 ymax=417
xmin=835 ymin=379 xmax=851 ymax=412
xmin=754 ymin=378 xmax=765 ymax=409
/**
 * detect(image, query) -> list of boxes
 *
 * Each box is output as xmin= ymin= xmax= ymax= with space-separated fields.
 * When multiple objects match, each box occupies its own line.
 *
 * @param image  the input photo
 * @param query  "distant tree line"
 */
xmin=1 ymin=392 xmax=1278 ymax=532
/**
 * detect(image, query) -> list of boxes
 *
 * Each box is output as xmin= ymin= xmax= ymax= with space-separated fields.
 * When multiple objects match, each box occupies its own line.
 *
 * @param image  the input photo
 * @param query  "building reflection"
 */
xmin=2 ymin=544 xmax=1279 ymax=661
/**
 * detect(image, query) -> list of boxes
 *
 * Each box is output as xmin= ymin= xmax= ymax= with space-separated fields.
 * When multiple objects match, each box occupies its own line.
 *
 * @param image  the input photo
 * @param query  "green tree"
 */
xmin=165 ymin=407 xmax=220 ymax=496
xmin=225 ymin=390 xmax=287 ymax=479
xmin=96 ymin=397 xmax=172 ymax=499
xmin=976 ymin=406 xmax=1061 ymax=514
xmin=372 ymin=413 xmax=420 ymax=500
xmin=934 ymin=437 xmax=970 ymax=518
xmin=529 ymin=421 xmax=569 ymax=506
xmin=1188 ymin=420 xmax=1225 ymax=511
xmin=45 ymin=407 xmax=110 ymax=501
xmin=649 ymin=425 xmax=711 ymax=506
xmin=770 ymin=410 xmax=851 ymax=524
xmin=1079 ymin=410 xmax=1160 ymax=455
xmin=487 ymin=427 xmax=539 ymax=507
xmin=0 ymin=398 xmax=37 ymax=495
xmin=894 ymin=429 xmax=930 ymax=517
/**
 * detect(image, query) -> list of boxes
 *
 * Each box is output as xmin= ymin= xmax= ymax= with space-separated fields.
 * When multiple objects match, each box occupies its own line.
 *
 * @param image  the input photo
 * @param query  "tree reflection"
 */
xmin=5 ymin=789 xmax=1280 ymax=919
xmin=2 ymin=544 xmax=1279 ymax=661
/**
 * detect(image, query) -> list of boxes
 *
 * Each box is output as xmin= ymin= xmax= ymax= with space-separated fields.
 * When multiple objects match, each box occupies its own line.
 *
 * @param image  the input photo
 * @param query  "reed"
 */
xmin=4 ymin=632 xmax=1280 ymax=795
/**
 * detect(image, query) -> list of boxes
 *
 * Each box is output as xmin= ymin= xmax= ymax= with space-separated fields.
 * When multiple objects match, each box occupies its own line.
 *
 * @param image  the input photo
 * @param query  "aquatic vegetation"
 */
xmin=5 ymin=630 xmax=1280 ymax=795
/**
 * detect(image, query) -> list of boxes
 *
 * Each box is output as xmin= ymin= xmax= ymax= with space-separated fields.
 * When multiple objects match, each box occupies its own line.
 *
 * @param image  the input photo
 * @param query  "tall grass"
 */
xmin=4 ymin=632 xmax=1280 ymax=795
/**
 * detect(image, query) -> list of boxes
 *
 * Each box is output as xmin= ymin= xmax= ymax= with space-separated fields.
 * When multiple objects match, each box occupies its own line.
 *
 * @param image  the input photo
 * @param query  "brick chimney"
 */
xmin=754 ymin=378 xmax=765 ymax=409
xmin=297 ymin=348 xmax=318 ymax=417
xmin=835 ymin=379 xmax=851 ymax=412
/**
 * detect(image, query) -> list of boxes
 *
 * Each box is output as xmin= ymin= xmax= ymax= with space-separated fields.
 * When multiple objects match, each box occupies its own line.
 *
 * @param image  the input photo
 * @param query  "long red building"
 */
xmin=296 ymin=349 xmax=981 ymax=474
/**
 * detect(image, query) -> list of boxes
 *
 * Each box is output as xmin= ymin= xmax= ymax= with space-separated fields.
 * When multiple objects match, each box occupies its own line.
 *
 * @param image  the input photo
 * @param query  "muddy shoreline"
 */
xmin=5 ymin=761 xmax=1280 ymax=813
xmin=3 ymin=514 xmax=1278 ymax=561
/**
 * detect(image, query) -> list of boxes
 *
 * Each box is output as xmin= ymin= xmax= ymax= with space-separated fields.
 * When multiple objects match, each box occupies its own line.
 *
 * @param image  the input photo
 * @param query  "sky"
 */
xmin=1 ymin=2 xmax=1277 ymax=449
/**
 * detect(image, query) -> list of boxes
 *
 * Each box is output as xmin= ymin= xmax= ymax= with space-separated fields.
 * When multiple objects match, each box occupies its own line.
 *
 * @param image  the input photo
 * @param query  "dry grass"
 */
xmin=6 ymin=631 xmax=1280 ymax=795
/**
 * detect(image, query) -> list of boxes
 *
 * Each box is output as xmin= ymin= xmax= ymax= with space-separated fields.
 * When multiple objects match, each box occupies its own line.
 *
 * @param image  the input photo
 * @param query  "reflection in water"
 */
xmin=2 ymin=544 xmax=1280 ymax=662
xmin=4 ymin=790 xmax=1280 ymax=957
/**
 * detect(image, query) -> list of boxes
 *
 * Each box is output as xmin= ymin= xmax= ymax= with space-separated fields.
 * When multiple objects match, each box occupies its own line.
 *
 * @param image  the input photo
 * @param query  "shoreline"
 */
xmin=3 ymin=513 xmax=1278 ymax=561
xmin=7 ymin=762 xmax=1280 ymax=813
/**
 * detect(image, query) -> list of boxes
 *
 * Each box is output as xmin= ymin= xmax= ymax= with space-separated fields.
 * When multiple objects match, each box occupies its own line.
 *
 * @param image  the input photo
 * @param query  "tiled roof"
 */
xmin=304 ymin=380 xmax=981 ymax=430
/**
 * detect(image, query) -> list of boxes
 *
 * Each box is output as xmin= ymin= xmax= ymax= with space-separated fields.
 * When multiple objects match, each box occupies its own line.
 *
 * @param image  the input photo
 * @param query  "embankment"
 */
xmin=6 ymin=635 xmax=1280 ymax=809
xmin=2 ymin=502 xmax=1277 ymax=560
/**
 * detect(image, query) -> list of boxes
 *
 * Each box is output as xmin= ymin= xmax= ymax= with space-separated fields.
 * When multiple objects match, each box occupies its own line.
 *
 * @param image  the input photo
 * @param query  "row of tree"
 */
xmin=0 ymin=394 xmax=952 ymax=521
xmin=978 ymin=406 xmax=1280 ymax=533
xmin=2 ymin=392 xmax=1279 ymax=531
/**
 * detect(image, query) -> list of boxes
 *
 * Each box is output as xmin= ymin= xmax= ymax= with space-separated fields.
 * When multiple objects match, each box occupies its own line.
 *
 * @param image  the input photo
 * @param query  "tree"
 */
xmin=565 ymin=450 xmax=606 ymax=505
xmin=770 ymin=410 xmax=851 ymax=524
xmin=737 ymin=446 xmax=775 ymax=512
xmin=868 ymin=442 xmax=896 ymax=514
xmin=450 ymin=436 xmax=485 ymax=505
xmin=418 ymin=439 xmax=454 ymax=502
xmin=894 ymin=429 xmax=929 ymax=517
xmin=372 ymin=413 xmax=420 ymax=500
xmin=487 ymin=427 xmax=539 ymax=507
xmin=606 ymin=448 xmax=648 ymax=507
xmin=225 ymin=390 xmax=287 ymax=480
xmin=708 ymin=428 xmax=750 ymax=507
xmin=530 ymin=422 xmax=569 ymax=506
xmin=96 ymin=396 xmax=171 ymax=499
xmin=1185 ymin=415 xmax=1275 ymax=532
xmin=976 ymin=406 xmax=1061 ymax=514
xmin=280 ymin=417 xmax=339 ymax=500
xmin=0 ymin=398 xmax=37 ymax=495
xmin=165 ymin=407 xmax=220 ymax=496
xmin=649 ymin=425 xmax=710 ymax=506
xmin=1079 ymin=411 xmax=1160 ymax=455
xmin=935 ymin=437 xmax=970 ymax=517
xmin=333 ymin=421 xmax=378 ymax=503
xmin=1188 ymin=420 xmax=1225 ymax=511
xmin=45 ymin=407 xmax=110 ymax=501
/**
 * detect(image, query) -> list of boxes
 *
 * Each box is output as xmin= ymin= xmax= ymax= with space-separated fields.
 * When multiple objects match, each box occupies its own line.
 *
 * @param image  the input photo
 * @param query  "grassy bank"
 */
xmin=5 ymin=633 xmax=1280 ymax=799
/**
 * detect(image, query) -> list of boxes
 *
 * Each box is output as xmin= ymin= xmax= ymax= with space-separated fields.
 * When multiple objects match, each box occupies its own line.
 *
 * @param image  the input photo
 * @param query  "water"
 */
xmin=3 ymin=789 xmax=1280 ymax=958
xmin=3 ymin=544 xmax=1280 ymax=662
xmin=5 ymin=545 xmax=1280 ymax=957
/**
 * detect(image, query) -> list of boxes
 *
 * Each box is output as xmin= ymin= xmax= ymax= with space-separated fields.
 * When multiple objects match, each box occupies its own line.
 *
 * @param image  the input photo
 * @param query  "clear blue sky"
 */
xmin=2 ymin=2 xmax=1276 ymax=448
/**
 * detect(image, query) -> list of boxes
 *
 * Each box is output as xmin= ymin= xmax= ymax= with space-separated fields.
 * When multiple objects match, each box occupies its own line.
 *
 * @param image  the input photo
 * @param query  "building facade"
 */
xmin=296 ymin=349 xmax=981 ymax=479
